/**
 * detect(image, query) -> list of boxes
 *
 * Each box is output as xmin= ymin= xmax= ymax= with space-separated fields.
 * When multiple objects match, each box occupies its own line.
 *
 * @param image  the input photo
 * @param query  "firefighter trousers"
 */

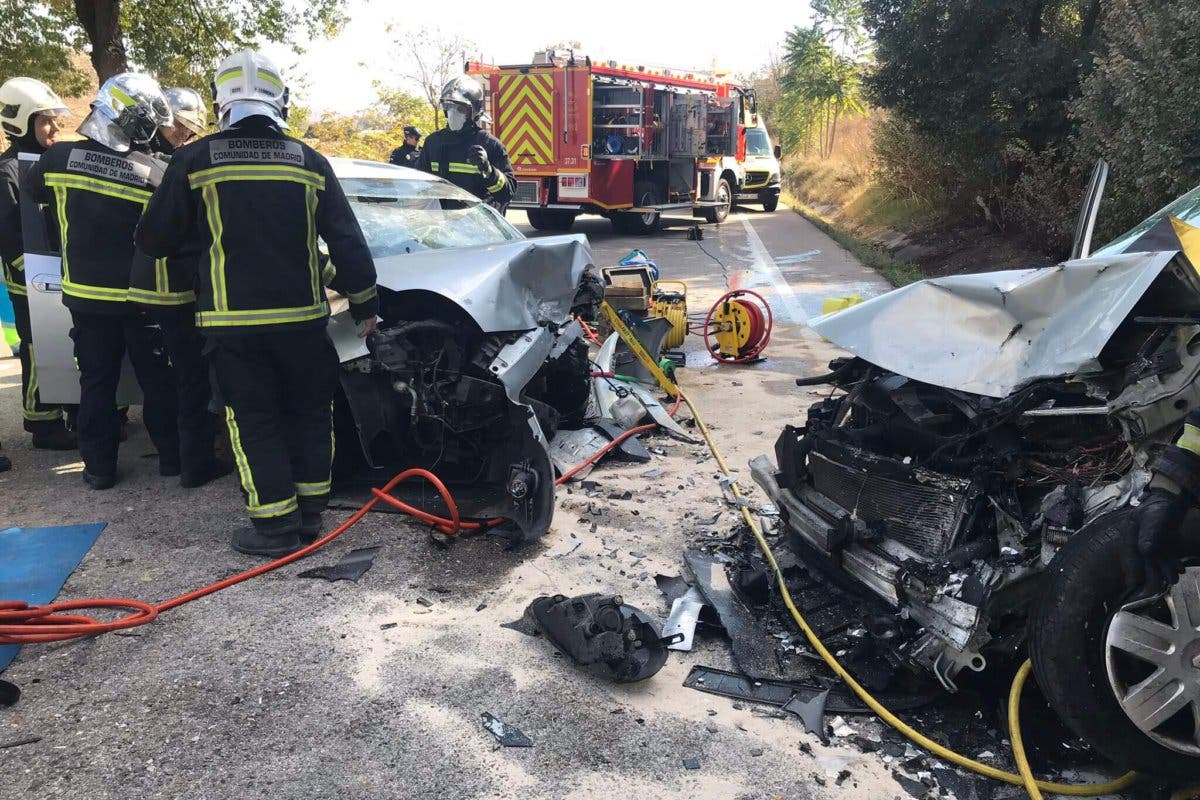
xmin=208 ymin=326 xmax=337 ymax=532
xmin=11 ymin=293 xmax=67 ymax=434
xmin=68 ymin=310 xmax=180 ymax=477
xmin=154 ymin=306 xmax=218 ymax=477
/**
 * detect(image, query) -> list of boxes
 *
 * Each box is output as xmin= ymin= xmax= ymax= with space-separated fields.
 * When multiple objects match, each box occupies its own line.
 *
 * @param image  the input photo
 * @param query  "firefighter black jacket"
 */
xmin=415 ymin=124 xmax=515 ymax=204
xmin=135 ymin=118 xmax=379 ymax=334
xmin=24 ymin=138 xmax=163 ymax=315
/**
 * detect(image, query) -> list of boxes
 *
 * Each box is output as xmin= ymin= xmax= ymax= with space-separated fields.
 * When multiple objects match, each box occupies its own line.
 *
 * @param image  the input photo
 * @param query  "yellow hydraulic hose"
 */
xmin=675 ymin=386 xmax=1139 ymax=799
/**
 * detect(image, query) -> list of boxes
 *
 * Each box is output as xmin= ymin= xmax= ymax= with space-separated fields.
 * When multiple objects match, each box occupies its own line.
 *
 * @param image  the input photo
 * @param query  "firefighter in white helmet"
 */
xmin=0 ymin=77 xmax=76 ymax=467
xmin=136 ymin=50 xmax=379 ymax=557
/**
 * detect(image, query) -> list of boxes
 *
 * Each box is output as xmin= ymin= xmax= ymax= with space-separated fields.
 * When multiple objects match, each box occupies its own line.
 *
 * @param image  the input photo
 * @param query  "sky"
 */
xmin=266 ymin=0 xmax=815 ymax=115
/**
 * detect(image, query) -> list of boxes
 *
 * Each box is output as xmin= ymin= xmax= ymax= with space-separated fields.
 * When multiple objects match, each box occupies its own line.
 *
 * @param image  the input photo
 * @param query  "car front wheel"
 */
xmin=1029 ymin=506 xmax=1200 ymax=783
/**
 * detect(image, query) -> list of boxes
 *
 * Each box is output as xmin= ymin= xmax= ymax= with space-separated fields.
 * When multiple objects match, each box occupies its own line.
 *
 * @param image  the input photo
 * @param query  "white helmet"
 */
xmin=78 ymin=72 xmax=172 ymax=153
xmin=163 ymin=87 xmax=207 ymax=136
xmin=212 ymin=49 xmax=289 ymax=130
xmin=0 ymin=77 xmax=69 ymax=138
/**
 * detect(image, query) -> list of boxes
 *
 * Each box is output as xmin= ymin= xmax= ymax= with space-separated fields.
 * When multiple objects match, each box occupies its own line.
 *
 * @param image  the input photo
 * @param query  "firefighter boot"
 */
xmin=31 ymin=422 xmax=78 ymax=451
xmin=299 ymin=512 xmax=324 ymax=544
xmin=232 ymin=512 xmax=302 ymax=558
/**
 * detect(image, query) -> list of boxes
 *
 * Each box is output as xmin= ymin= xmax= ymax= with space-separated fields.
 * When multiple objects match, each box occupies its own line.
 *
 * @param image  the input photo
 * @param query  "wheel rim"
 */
xmin=638 ymin=190 xmax=657 ymax=226
xmin=1105 ymin=566 xmax=1200 ymax=756
xmin=717 ymin=182 xmax=730 ymax=216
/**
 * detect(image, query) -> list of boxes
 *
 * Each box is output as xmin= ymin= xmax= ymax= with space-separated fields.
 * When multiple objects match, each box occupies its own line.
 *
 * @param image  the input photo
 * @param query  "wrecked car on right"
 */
xmin=752 ymin=169 xmax=1200 ymax=782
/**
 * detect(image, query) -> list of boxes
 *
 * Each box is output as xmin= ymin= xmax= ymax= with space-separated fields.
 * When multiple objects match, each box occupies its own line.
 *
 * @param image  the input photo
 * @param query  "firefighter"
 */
xmin=128 ymin=87 xmax=230 ymax=489
xmin=150 ymin=87 xmax=207 ymax=154
xmin=388 ymin=125 xmax=421 ymax=168
xmin=0 ymin=77 xmax=77 ymax=456
xmin=416 ymin=76 xmax=514 ymax=208
xmin=136 ymin=50 xmax=379 ymax=557
xmin=24 ymin=73 xmax=180 ymax=489
xmin=1128 ymin=414 xmax=1200 ymax=596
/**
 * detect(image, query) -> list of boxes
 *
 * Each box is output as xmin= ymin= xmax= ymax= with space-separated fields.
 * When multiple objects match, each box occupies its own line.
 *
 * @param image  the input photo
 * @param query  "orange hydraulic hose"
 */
xmin=0 ymin=398 xmax=684 ymax=647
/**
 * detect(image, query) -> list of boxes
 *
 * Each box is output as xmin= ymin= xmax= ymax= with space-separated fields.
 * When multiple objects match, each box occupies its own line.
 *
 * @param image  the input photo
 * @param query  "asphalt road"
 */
xmin=0 ymin=203 xmax=896 ymax=800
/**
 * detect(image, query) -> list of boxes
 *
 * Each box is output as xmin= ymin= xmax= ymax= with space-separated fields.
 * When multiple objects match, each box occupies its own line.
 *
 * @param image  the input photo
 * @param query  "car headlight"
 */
xmin=769 ymin=172 xmax=780 ymax=183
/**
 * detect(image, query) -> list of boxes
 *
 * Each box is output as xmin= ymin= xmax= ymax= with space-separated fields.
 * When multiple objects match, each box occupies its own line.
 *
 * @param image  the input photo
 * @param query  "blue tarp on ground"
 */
xmin=0 ymin=523 xmax=107 ymax=672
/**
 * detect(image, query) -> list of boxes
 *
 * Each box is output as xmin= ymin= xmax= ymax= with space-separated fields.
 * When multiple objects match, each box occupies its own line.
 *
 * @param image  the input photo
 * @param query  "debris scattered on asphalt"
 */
xmin=661 ymin=586 xmax=706 ymax=651
xmin=782 ymin=687 xmax=830 ymax=744
xmin=750 ymin=748 xmax=764 ymax=757
xmin=475 ymin=602 xmax=488 ymax=612
xmin=296 ymin=546 xmax=381 ymax=582
xmin=505 ymin=593 xmax=674 ymax=682
xmin=480 ymin=712 xmax=533 ymax=747
xmin=682 ymin=756 xmax=701 ymax=770
xmin=654 ymin=573 xmax=691 ymax=604
xmin=545 ymin=536 xmax=582 ymax=558
xmin=415 ymin=597 xmax=434 ymax=608
xmin=641 ymin=468 xmax=664 ymax=479
xmin=0 ymin=679 xmax=19 ymax=707
xmin=683 ymin=665 xmax=864 ymax=714
xmin=379 ymin=622 xmax=398 ymax=630
xmin=0 ymin=736 xmax=40 ymax=750
xmin=829 ymin=715 xmax=856 ymax=738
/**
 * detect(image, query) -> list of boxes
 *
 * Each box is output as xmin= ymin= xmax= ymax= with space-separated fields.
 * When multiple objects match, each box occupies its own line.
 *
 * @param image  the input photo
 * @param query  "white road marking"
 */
xmin=739 ymin=217 xmax=808 ymax=325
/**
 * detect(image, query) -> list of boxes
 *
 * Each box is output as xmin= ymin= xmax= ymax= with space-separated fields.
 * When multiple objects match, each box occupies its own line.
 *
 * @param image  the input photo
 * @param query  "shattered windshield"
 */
xmin=339 ymin=177 xmax=523 ymax=258
xmin=1095 ymin=183 xmax=1200 ymax=256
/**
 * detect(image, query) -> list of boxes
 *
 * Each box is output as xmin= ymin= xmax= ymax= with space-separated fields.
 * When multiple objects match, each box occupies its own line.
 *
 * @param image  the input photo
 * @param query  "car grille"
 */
xmin=514 ymin=180 xmax=539 ymax=204
xmin=744 ymin=171 xmax=771 ymax=187
xmin=807 ymin=447 xmax=971 ymax=560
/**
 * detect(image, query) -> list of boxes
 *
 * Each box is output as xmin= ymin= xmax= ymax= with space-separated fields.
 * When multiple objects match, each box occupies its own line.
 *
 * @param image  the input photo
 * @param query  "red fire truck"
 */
xmin=467 ymin=52 xmax=780 ymax=234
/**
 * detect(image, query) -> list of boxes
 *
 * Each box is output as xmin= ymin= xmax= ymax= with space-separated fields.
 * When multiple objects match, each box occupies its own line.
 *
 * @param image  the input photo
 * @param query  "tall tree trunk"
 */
xmin=828 ymin=103 xmax=841 ymax=157
xmin=75 ymin=0 xmax=128 ymax=82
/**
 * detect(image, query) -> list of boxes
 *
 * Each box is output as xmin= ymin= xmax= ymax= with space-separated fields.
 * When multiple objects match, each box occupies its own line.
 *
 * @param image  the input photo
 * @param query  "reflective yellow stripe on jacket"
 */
xmin=4 ymin=254 xmax=26 ymax=297
xmin=192 ymin=164 xmax=330 ymax=327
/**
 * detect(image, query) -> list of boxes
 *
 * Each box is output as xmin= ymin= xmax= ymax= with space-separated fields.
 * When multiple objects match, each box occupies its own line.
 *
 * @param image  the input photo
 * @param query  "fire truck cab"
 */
xmin=468 ymin=52 xmax=780 ymax=234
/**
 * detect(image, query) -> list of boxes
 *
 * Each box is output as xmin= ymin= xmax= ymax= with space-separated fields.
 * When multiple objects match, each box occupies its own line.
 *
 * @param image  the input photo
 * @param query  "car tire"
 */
xmin=613 ymin=182 xmax=660 ymax=235
xmin=761 ymin=192 xmax=779 ymax=213
xmin=703 ymin=178 xmax=732 ymax=224
xmin=1029 ymin=506 xmax=1200 ymax=782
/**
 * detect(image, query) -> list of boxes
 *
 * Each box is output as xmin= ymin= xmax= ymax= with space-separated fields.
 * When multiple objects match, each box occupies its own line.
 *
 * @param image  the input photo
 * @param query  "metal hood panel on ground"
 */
xmin=808 ymin=250 xmax=1191 ymax=398
xmin=370 ymin=234 xmax=593 ymax=333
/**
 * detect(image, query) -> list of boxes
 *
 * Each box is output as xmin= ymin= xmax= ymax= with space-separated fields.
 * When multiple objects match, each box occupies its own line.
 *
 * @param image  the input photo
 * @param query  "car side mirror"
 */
xmin=773 ymin=145 xmax=782 ymax=159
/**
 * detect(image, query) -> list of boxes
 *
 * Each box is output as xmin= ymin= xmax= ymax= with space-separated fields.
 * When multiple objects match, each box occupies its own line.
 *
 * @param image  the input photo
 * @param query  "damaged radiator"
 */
xmin=807 ymin=443 xmax=973 ymax=560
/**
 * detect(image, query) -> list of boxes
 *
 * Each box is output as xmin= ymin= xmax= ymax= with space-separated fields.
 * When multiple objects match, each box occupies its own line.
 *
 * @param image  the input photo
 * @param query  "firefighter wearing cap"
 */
xmin=0 ymin=77 xmax=77 ymax=462
xmin=136 ymin=49 xmax=379 ymax=558
xmin=416 ymin=75 xmax=514 ymax=208
xmin=389 ymin=125 xmax=421 ymax=168
xmin=128 ymin=87 xmax=230 ymax=489
xmin=25 ymin=73 xmax=180 ymax=489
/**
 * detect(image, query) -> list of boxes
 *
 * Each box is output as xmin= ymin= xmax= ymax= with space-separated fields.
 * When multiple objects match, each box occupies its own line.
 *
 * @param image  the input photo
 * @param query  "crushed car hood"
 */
xmin=808 ymin=250 xmax=1194 ymax=397
xmin=371 ymin=234 xmax=592 ymax=333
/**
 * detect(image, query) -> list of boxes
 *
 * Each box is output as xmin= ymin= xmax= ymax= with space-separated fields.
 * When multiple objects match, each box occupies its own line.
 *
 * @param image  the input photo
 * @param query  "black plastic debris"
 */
xmin=0 ymin=680 xmax=19 ymax=707
xmin=297 ymin=546 xmax=381 ymax=582
xmin=593 ymin=420 xmax=652 ymax=463
xmin=481 ymin=712 xmax=533 ymax=747
xmin=683 ymin=665 xmax=896 ymax=715
xmin=783 ymin=687 xmax=831 ymax=744
xmin=507 ymin=593 xmax=677 ymax=682
xmin=682 ymin=756 xmax=701 ymax=770
xmin=654 ymin=574 xmax=692 ymax=604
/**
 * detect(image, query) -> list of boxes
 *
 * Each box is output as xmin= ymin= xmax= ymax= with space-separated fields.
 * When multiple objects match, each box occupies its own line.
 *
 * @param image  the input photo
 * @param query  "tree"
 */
xmin=386 ymin=25 xmax=472 ymax=129
xmin=779 ymin=13 xmax=867 ymax=160
xmin=0 ymin=1 xmax=350 ymax=92
xmin=1070 ymin=1 xmax=1200 ymax=241
xmin=0 ymin=1 xmax=90 ymax=96
xmin=862 ymin=0 xmax=1104 ymax=211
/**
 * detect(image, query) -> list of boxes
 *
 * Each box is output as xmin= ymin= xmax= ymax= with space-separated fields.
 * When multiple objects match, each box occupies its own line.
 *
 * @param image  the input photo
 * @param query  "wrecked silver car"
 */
xmin=753 ymin=172 xmax=1200 ymax=780
xmin=326 ymin=160 xmax=596 ymax=543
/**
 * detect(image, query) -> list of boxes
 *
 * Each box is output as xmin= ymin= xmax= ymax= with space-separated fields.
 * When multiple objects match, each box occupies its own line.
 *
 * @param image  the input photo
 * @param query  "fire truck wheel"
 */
xmin=761 ymin=192 xmax=780 ymax=212
xmin=613 ymin=182 xmax=661 ymax=235
xmin=526 ymin=209 xmax=550 ymax=230
xmin=703 ymin=178 xmax=732 ymax=224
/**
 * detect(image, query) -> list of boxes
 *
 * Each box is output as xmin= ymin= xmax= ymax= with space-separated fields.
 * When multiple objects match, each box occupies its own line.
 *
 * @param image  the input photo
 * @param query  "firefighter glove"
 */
xmin=467 ymin=144 xmax=492 ymax=176
xmin=1123 ymin=487 xmax=1187 ymax=599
